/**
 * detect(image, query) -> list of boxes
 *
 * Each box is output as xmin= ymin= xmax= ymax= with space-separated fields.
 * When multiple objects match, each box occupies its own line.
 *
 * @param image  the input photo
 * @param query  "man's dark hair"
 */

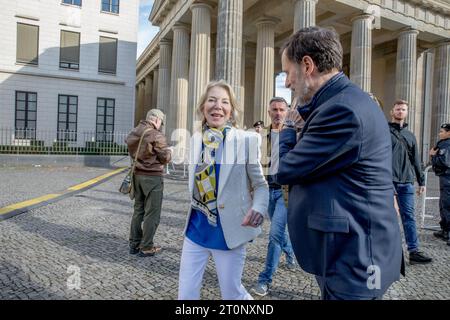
xmin=281 ymin=26 xmax=343 ymax=73
xmin=393 ymin=99 xmax=408 ymax=107
xmin=269 ymin=96 xmax=288 ymax=106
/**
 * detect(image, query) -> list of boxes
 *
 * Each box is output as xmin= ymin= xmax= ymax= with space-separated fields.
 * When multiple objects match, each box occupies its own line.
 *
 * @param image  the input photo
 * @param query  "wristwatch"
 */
xmin=282 ymin=119 xmax=296 ymax=129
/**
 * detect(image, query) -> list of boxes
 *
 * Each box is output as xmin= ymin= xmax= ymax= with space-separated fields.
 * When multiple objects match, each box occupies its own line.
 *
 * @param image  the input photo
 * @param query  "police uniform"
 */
xmin=431 ymin=126 xmax=450 ymax=244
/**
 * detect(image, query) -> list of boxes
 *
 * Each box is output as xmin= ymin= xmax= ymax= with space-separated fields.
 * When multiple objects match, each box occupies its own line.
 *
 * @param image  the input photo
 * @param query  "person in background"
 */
xmin=126 ymin=109 xmax=172 ymax=257
xmin=430 ymin=123 xmax=450 ymax=246
xmin=389 ymin=100 xmax=432 ymax=264
xmin=253 ymin=120 xmax=264 ymax=134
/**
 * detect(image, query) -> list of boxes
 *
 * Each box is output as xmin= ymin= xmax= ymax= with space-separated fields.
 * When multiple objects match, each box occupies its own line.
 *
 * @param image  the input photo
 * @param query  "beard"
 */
xmin=295 ymin=81 xmax=312 ymax=106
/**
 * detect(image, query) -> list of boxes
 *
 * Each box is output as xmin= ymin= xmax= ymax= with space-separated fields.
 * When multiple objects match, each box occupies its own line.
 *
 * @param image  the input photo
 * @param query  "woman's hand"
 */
xmin=241 ymin=209 xmax=264 ymax=228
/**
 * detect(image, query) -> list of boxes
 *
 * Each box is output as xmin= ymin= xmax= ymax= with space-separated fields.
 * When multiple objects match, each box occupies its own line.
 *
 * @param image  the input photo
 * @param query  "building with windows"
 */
xmin=136 ymin=0 xmax=450 ymax=162
xmin=0 ymin=0 xmax=138 ymax=146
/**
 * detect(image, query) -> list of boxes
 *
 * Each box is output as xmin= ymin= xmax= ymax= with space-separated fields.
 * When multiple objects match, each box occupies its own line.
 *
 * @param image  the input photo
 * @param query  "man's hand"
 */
xmin=241 ymin=209 xmax=264 ymax=228
xmin=283 ymin=109 xmax=304 ymax=131
xmin=429 ymin=148 xmax=438 ymax=157
xmin=417 ymin=186 xmax=426 ymax=195
xmin=149 ymin=117 xmax=162 ymax=130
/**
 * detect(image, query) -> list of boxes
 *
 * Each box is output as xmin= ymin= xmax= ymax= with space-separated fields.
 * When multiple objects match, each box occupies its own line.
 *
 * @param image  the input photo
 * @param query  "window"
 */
xmin=60 ymin=30 xmax=80 ymax=70
xmin=102 ymin=0 xmax=119 ymax=14
xmin=98 ymin=36 xmax=117 ymax=74
xmin=62 ymin=0 xmax=81 ymax=6
xmin=96 ymin=98 xmax=115 ymax=142
xmin=16 ymin=23 xmax=39 ymax=65
xmin=57 ymin=95 xmax=78 ymax=141
xmin=15 ymin=91 xmax=37 ymax=139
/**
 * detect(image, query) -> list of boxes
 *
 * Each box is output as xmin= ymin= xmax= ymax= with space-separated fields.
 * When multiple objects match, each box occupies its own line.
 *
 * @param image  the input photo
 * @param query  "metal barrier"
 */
xmin=0 ymin=127 xmax=129 ymax=155
xmin=419 ymin=165 xmax=441 ymax=230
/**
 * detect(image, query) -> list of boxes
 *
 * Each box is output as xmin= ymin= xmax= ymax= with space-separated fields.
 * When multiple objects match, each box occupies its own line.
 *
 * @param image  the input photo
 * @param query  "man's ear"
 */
xmin=303 ymin=55 xmax=315 ymax=75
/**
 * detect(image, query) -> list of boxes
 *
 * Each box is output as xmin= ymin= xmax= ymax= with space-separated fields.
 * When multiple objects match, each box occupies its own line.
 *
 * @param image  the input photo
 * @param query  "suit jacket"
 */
xmin=277 ymin=73 xmax=403 ymax=298
xmin=183 ymin=127 xmax=269 ymax=250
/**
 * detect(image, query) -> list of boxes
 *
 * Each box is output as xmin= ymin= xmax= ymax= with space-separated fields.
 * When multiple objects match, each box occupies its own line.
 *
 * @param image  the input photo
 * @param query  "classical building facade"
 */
xmin=0 ymin=0 xmax=138 ymax=145
xmin=136 ymin=0 xmax=450 ymax=162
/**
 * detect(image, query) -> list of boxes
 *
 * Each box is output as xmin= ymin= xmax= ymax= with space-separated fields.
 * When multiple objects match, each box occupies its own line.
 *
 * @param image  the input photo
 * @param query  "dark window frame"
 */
xmin=59 ymin=30 xmax=81 ymax=70
xmin=16 ymin=22 xmax=39 ymax=66
xmin=101 ymin=0 xmax=120 ymax=14
xmin=61 ymin=0 xmax=82 ymax=7
xmin=96 ymin=97 xmax=115 ymax=142
xmin=57 ymin=94 xmax=78 ymax=141
xmin=98 ymin=36 xmax=118 ymax=75
xmin=15 ymin=91 xmax=37 ymax=140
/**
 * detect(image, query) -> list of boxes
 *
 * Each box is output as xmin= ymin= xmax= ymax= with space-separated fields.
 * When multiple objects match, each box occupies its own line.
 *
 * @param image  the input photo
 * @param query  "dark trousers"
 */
xmin=315 ymin=276 xmax=382 ymax=300
xmin=129 ymin=175 xmax=163 ymax=251
xmin=439 ymin=176 xmax=450 ymax=231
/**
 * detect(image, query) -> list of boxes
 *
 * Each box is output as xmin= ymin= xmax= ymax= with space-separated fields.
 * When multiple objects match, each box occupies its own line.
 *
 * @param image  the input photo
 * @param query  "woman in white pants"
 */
xmin=178 ymin=80 xmax=269 ymax=300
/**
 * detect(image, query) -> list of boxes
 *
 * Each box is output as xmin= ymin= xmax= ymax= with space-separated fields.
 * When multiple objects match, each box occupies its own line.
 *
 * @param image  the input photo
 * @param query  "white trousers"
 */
xmin=178 ymin=237 xmax=253 ymax=300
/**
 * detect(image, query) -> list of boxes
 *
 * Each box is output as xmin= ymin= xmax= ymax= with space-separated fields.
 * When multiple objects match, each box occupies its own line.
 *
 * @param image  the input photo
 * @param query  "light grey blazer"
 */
xmin=183 ymin=127 xmax=269 ymax=249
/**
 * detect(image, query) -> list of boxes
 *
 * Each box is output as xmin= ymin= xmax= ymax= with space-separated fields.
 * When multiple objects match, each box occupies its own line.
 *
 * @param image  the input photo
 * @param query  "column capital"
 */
xmin=190 ymin=1 xmax=214 ymax=11
xmin=159 ymin=38 xmax=172 ymax=47
xmin=396 ymin=27 xmax=419 ymax=38
xmin=254 ymin=16 xmax=280 ymax=28
xmin=172 ymin=22 xmax=190 ymax=33
xmin=350 ymin=13 xmax=374 ymax=24
xmin=433 ymin=40 xmax=450 ymax=48
xmin=292 ymin=0 xmax=318 ymax=4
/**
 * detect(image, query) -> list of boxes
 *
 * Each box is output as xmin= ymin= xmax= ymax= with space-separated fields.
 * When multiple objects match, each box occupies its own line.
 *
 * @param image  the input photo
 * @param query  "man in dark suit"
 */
xmin=276 ymin=27 xmax=403 ymax=300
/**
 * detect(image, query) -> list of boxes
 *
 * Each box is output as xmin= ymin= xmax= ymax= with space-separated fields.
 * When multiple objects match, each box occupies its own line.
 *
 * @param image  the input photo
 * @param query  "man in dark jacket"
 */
xmin=430 ymin=123 xmax=450 ymax=246
xmin=126 ymin=109 xmax=172 ymax=257
xmin=277 ymin=27 xmax=403 ymax=300
xmin=389 ymin=101 xmax=432 ymax=264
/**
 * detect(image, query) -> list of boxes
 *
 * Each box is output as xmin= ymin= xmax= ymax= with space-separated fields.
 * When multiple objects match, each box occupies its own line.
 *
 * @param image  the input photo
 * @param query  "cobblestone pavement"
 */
xmin=0 ymin=166 xmax=449 ymax=300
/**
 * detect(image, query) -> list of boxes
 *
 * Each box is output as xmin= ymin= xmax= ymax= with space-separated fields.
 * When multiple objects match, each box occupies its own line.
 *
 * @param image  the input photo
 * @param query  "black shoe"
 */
xmin=433 ymin=230 xmax=449 ymax=241
xmin=447 ymin=232 xmax=450 ymax=246
xmin=129 ymin=246 xmax=140 ymax=255
xmin=409 ymin=251 xmax=432 ymax=265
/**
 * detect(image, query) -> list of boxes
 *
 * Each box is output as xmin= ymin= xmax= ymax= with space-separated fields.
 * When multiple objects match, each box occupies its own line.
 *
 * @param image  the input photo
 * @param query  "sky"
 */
xmin=137 ymin=0 xmax=291 ymax=104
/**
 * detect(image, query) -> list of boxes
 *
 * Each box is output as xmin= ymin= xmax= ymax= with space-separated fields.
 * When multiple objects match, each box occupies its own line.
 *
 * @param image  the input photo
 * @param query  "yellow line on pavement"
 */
xmin=0 ymin=167 xmax=127 ymax=217
xmin=0 ymin=194 xmax=61 ymax=215
xmin=67 ymin=167 xmax=127 ymax=191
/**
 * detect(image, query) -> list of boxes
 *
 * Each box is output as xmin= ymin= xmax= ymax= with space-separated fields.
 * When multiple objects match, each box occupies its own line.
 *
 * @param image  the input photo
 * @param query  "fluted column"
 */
xmin=350 ymin=14 xmax=373 ymax=92
xmin=396 ymin=28 xmax=419 ymax=130
xmin=188 ymin=3 xmax=212 ymax=132
xmin=144 ymin=74 xmax=153 ymax=112
xmin=293 ymin=0 xmax=317 ymax=32
xmin=170 ymin=23 xmax=190 ymax=137
xmin=216 ymin=0 xmax=243 ymax=104
xmin=157 ymin=39 xmax=172 ymax=123
xmin=210 ymin=33 xmax=216 ymax=81
xmin=431 ymin=41 xmax=450 ymax=147
xmin=135 ymin=82 xmax=145 ymax=125
xmin=254 ymin=17 xmax=279 ymax=126
xmin=152 ymin=69 xmax=158 ymax=109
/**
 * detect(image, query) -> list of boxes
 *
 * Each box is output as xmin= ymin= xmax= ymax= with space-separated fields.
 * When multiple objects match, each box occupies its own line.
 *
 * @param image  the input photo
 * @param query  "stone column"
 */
xmin=210 ymin=33 xmax=216 ymax=81
xmin=431 ymin=41 xmax=450 ymax=147
xmin=157 ymin=39 xmax=172 ymax=122
xmin=188 ymin=3 xmax=212 ymax=132
xmin=254 ymin=17 xmax=279 ymax=126
xmin=350 ymin=14 xmax=373 ymax=92
xmin=293 ymin=0 xmax=317 ymax=32
xmin=169 ymin=23 xmax=190 ymax=140
xmin=240 ymin=37 xmax=248 ymax=127
xmin=152 ymin=69 xmax=158 ymax=109
xmin=216 ymin=0 xmax=243 ymax=104
xmin=135 ymin=82 xmax=145 ymax=125
xmin=144 ymin=74 xmax=153 ymax=113
xmin=395 ymin=28 xmax=419 ymax=130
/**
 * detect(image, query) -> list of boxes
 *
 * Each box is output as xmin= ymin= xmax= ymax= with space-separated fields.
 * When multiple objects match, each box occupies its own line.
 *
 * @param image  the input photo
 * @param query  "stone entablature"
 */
xmin=343 ymin=0 xmax=450 ymax=34
xmin=136 ymin=33 xmax=161 ymax=83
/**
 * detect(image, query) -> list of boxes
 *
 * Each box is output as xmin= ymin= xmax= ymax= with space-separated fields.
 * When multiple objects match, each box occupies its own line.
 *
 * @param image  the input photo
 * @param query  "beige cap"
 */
xmin=146 ymin=109 xmax=165 ymax=124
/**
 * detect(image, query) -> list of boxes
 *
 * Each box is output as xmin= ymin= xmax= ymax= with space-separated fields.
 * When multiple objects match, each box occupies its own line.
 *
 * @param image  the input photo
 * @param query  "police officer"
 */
xmin=430 ymin=123 xmax=450 ymax=246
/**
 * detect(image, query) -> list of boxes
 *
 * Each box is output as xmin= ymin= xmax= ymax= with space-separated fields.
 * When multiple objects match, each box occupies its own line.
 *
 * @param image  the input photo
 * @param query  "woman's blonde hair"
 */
xmin=195 ymin=80 xmax=241 ymax=129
